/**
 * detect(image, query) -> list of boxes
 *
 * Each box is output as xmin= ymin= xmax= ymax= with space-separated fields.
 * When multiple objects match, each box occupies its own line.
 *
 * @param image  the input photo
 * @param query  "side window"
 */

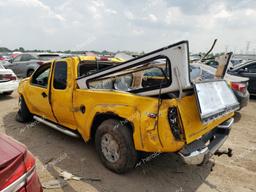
xmin=53 ymin=61 xmax=67 ymax=90
xmin=13 ymin=55 xmax=22 ymax=62
xmin=247 ymin=64 xmax=256 ymax=73
xmin=142 ymin=67 xmax=168 ymax=88
xmin=21 ymin=54 xmax=36 ymax=61
xmin=31 ymin=64 xmax=51 ymax=88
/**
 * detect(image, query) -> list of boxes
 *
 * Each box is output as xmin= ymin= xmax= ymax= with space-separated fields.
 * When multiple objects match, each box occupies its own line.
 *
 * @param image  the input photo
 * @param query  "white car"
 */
xmin=0 ymin=64 xmax=19 ymax=95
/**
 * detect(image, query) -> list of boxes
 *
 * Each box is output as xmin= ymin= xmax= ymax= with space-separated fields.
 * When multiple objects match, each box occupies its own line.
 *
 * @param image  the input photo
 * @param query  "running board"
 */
xmin=33 ymin=116 xmax=80 ymax=138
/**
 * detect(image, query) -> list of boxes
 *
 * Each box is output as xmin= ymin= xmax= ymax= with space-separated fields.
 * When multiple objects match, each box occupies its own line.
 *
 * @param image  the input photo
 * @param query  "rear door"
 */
xmin=50 ymin=59 xmax=77 ymax=129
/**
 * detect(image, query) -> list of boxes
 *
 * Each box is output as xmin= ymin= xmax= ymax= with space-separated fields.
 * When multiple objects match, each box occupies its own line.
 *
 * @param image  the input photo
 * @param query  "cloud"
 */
xmin=0 ymin=0 xmax=255 ymax=53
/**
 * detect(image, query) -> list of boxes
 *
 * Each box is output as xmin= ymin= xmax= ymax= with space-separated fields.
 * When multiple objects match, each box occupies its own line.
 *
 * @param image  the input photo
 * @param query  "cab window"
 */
xmin=53 ymin=61 xmax=67 ymax=90
xmin=31 ymin=64 xmax=51 ymax=88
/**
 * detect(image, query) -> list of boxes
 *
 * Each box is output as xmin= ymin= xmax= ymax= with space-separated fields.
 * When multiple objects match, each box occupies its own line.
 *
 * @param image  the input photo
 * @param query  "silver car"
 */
xmin=4 ymin=53 xmax=60 ymax=78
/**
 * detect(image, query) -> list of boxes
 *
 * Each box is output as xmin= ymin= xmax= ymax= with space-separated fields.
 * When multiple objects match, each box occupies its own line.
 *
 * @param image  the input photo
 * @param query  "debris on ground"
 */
xmin=59 ymin=170 xmax=83 ymax=181
xmin=42 ymin=179 xmax=67 ymax=189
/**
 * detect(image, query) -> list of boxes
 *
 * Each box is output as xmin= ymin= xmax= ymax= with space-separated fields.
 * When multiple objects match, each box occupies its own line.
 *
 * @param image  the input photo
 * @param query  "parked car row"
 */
xmin=3 ymin=53 xmax=61 ymax=78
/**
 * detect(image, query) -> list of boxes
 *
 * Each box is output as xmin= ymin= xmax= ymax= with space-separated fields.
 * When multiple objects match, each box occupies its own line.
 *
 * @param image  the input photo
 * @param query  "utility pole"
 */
xmin=225 ymin=45 xmax=228 ymax=53
xmin=246 ymin=41 xmax=250 ymax=54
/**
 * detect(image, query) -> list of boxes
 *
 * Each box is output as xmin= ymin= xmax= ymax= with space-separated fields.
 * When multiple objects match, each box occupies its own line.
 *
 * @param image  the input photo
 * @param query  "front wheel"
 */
xmin=16 ymin=96 xmax=33 ymax=122
xmin=95 ymin=119 xmax=137 ymax=173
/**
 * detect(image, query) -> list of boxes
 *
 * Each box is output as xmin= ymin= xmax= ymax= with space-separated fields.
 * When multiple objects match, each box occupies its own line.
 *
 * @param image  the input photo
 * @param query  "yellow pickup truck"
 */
xmin=16 ymin=41 xmax=239 ymax=173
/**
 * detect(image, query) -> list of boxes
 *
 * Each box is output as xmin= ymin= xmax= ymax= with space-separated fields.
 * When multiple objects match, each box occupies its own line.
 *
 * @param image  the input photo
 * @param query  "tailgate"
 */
xmin=177 ymin=80 xmax=239 ymax=144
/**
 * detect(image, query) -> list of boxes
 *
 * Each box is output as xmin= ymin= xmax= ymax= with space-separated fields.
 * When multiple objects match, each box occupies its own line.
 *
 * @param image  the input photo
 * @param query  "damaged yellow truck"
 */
xmin=17 ymin=41 xmax=239 ymax=173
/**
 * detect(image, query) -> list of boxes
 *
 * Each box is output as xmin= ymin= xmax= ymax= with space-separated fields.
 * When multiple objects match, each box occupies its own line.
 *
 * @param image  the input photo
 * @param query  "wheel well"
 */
xmin=90 ymin=112 xmax=134 ymax=141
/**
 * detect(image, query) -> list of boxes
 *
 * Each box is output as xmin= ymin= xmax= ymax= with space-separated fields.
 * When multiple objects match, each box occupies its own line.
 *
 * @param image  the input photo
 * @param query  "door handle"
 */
xmin=41 ymin=92 xmax=47 ymax=98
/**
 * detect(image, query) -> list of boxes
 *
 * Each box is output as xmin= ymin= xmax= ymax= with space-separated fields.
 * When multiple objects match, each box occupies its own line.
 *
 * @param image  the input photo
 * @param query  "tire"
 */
xmin=16 ymin=96 xmax=33 ymax=122
xmin=95 ymin=119 xmax=137 ymax=173
xmin=27 ymin=69 xmax=34 ymax=77
xmin=3 ymin=91 xmax=13 ymax=95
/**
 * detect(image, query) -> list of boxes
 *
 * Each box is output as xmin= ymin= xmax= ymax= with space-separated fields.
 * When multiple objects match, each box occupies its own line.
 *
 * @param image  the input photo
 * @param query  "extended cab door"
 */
xmin=50 ymin=59 xmax=77 ymax=130
xmin=26 ymin=63 xmax=56 ymax=122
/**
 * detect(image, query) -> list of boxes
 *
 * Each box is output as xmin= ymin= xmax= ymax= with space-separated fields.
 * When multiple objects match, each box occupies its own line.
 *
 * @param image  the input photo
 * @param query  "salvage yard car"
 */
xmin=0 ymin=64 xmax=18 ymax=95
xmin=0 ymin=134 xmax=43 ymax=192
xmin=228 ymin=60 xmax=256 ymax=95
xmin=16 ymin=41 xmax=239 ymax=173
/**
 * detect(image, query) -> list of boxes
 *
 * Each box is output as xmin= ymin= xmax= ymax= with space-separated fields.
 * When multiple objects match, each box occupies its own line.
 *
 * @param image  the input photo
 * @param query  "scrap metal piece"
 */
xmin=59 ymin=171 xmax=83 ymax=181
xmin=42 ymin=179 xmax=67 ymax=189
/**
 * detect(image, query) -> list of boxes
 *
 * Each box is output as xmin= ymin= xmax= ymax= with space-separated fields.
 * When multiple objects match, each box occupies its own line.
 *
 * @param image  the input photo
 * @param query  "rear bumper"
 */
xmin=234 ymin=90 xmax=250 ymax=109
xmin=179 ymin=118 xmax=234 ymax=165
xmin=0 ymin=80 xmax=19 ymax=93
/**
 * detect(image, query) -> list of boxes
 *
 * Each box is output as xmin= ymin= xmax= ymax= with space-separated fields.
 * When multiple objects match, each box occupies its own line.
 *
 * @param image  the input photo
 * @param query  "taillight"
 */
xmin=0 ymin=151 xmax=36 ymax=191
xmin=0 ymin=74 xmax=16 ymax=81
xmin=0 ymin=160 xmax=26 ymax=190
xmin=168 ymin=107 xmax=184 ymax=140
xmin=37 ymin=61 xmax=44 ymax=65
xmin=231 ymin=82 xmax=246 ymax=93
xmin=97 ymin=56 xmax=110 ymax=61
xmin=24 ymin=151 xmax=36 ymax=172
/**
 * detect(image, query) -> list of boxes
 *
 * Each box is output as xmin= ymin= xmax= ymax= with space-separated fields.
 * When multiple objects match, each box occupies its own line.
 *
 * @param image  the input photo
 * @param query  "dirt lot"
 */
xmin=0 ymin=91 xmax=255 ymax=192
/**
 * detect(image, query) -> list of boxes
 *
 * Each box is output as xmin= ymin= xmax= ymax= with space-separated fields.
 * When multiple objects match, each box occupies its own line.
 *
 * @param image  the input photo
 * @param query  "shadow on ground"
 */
xmin=3 ymin=112 xmax=214 ymax=192
xmin=0 ymin=94 xmax=15 ymax=101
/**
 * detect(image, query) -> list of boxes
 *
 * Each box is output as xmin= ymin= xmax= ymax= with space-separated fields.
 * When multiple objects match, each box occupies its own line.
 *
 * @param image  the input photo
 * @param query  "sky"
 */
xmin=0 ymin=0 xmax=256 ymax=53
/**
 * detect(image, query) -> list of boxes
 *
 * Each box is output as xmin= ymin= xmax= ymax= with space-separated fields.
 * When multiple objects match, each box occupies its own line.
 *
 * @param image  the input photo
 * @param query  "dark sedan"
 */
xmin=228 ymin=60 xmax=256 ymax=95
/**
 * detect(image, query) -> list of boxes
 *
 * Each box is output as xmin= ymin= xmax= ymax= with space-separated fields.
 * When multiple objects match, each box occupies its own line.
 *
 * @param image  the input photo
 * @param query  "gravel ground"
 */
xmin=0 ymin=91 xmax=255 ymax=192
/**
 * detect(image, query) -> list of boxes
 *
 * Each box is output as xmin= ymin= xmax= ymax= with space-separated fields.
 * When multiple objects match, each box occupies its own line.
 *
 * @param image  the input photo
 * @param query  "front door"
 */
xmin=50 ymin=59 xmax=77 ymax=130
xmin=27 ymin=63 xmax=56 ymax=122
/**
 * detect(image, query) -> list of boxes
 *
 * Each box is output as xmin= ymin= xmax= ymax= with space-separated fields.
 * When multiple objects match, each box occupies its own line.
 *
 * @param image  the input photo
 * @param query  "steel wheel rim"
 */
xmin=101 ymin=133 xmax=120 ymax=163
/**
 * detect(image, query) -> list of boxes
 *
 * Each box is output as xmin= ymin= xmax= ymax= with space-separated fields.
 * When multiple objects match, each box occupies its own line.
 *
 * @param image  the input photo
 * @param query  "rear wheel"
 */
xmin=95 ymin=119 xmax=137 ymax=173
xmin=16 ymin=96 xmax=33 ymax=122
xmin=27 ymin=69 xmax=34 ymax=77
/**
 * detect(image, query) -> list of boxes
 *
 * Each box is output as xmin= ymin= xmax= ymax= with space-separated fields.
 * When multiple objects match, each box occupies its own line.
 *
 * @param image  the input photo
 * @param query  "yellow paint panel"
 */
xmin=177 ymin=95 xmax=234 ymax=144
